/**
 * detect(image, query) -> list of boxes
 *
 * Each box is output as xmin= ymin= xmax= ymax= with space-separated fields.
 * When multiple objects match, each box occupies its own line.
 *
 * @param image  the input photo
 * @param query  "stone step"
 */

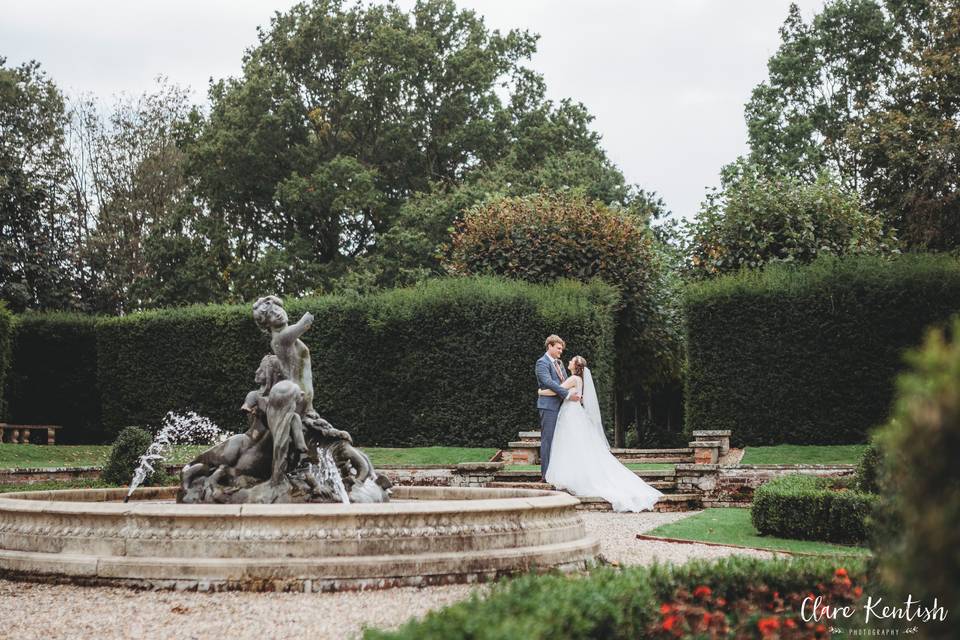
xmin=492 ymin=468 xmax=677 ymax=482
xmin=518 ymin=430 xmax=541 ymax=440
xmin=576 ymin=493 xmax=702 ymax=513
xmin=506 ymin=442 xmax=692 ymax=463
xmin=486 ymin=480 xmax=678 ymax=492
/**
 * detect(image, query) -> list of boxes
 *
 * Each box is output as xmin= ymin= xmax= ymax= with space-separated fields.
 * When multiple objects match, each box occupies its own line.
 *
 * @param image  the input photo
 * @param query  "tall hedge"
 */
xmin=0 ymin=302 xmax=12 ymax=419
xmin=5 ymin=313 xmax=102 ymax=443
xmin=684 ymin=254 xmax=960 ymax=445
xmin=7 ymin=278 xmax=616 ymax=446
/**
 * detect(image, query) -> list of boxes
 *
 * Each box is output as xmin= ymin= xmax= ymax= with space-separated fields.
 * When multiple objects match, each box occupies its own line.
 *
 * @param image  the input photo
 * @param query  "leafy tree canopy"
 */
xmin=745 ymin=0 xmax=960 ymax=249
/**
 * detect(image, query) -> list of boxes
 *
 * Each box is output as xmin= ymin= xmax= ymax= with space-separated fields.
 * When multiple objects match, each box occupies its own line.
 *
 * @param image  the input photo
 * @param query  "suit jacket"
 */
xmin=536 ymin=353 xmax=570 ymax=412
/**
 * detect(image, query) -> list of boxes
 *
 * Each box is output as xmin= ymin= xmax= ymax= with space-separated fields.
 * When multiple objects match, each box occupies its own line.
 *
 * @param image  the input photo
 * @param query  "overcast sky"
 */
xmin=3 ymin=0 xmax=826 ymax=220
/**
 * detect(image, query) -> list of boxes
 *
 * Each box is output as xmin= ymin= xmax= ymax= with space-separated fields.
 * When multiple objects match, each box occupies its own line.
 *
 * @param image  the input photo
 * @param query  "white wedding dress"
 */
xmin=545 ymin=368 xmax=662 ymax=512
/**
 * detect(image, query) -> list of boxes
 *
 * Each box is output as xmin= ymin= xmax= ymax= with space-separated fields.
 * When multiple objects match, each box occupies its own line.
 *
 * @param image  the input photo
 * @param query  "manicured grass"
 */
xmin=508 ymin=463 xmax=674 ymax=471
xmin=740 ymin=444 xmax=868 ymax=465
xmin=646 ymin=508 xmax=872 ymax=557
xmin=0 ymin=479 xmax=118 ymax=493
xmin=364 ymin=447 xmax=498 ymax=465
xmin=0 ymin=444 xmax=497 ymax=470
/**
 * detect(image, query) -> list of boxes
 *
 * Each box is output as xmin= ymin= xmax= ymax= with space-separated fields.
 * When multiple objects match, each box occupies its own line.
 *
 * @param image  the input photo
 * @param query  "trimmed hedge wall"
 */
xmin=684 ymin=254 xmax=960 ymax=445
xmin=751 ymin=474 xmax=878 ymax=544
xmin=7 ymin=278 xmax=617 ymax=446
xmin=5 ymin=313 xmax=102 ymax=443
xmin=0 ymin=303 xmax=12 ymax=419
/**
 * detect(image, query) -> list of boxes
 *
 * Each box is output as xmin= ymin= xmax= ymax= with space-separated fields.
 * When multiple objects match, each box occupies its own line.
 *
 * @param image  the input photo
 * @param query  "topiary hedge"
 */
xmin=0 ymin=302 xmax=12 ymax=420
xmin=684 ymin=254 xmax=960 ymax=445
xmin=5 ymin=313 xmax=102 ymax=443
xmin=365 ymin=556 xmax=868 ymax=639
xmin=6 ymin=277 xmax=617 ymax=446
xmin=751 ymin=474 xmax=878 ymax=545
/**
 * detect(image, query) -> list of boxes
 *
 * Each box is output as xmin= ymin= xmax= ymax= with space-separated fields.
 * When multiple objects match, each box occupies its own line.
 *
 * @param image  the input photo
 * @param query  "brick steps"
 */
xmin=576 ymin=493 xmax=702 ymax=513
xmin=486 ymin=480 xmax=677 ymax=492
xmin=492 ymin=468 xmax=676 ymax=482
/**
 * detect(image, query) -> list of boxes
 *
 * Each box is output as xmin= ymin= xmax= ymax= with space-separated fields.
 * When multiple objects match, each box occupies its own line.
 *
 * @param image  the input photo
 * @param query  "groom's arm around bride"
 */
xmin=535 ymin=335 xmax=580 ymax=482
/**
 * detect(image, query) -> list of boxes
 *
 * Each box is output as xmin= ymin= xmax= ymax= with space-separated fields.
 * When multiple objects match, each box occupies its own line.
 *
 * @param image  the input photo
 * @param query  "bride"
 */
xmin=542 ymin=356 xmax=662 ymax=512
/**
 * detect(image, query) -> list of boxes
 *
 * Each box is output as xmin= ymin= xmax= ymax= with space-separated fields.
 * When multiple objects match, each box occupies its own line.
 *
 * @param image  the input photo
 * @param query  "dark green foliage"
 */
xmin=854 ymin=439 xmax=882 ymax=493
xmin=6 ymin=313 xmax=102 ymax=443
xmin=6 ymin=278 xmax=615 ymax=445
xmin=101 ymin=426 xmax=154 ymax=485
xmin=0 ymin=303 xmax=12 ymax=418
xmin=872 ymin=318 xmax=960 ymax=637
xmin=364 ymin=556 xmax=867 ymax=639
xmin=684 ymin=254 xmax=960 ymax=445
xmin=751 ymin=474 xmax=878 ymax=544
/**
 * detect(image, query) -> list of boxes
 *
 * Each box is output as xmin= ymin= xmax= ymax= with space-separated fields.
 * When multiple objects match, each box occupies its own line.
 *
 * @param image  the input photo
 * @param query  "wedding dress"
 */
xmin=545 ymin=368 xmax=662 ymax=512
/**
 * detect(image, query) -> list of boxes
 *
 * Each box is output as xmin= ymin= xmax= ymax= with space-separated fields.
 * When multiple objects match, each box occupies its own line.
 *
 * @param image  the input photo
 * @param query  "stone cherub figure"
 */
xmin=178 ymin=296 xmax=391 ymax=504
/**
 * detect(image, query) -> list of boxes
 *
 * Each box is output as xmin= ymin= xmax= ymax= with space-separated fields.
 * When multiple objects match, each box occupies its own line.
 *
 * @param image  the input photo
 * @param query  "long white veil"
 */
xmin=582 ymin=368 xmax=610 ymax=450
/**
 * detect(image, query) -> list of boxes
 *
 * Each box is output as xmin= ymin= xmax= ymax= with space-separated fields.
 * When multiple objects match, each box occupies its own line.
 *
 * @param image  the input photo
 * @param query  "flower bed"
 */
xmin=364 ymin=556 xmax=867 ymax=639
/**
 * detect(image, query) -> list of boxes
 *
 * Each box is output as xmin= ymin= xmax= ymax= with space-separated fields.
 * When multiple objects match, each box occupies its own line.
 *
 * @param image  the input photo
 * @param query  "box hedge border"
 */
xmin=751 ymin=474 xmax=878 ymax=545
xmin=684 ymin=254 xmax=960 ymax=446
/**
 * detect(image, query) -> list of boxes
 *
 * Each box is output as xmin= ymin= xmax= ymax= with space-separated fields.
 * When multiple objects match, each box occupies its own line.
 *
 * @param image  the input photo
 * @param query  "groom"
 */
xmin=536 ymin=335 xmax=581 ymax=482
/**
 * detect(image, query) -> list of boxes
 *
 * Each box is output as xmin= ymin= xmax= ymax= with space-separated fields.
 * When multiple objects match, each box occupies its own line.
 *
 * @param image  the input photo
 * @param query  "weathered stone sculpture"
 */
xmin=178 ymin=297 xmax=391 ymax=504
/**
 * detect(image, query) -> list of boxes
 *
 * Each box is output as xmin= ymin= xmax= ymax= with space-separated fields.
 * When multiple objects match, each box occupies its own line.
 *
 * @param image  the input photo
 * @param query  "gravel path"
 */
xmin=0 ymin=510 xmax=775 ymax=640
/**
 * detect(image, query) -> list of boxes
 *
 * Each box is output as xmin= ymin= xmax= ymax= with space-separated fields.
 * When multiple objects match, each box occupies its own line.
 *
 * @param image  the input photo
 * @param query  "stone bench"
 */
xmin=0 ymin=424 xmax=62 ymax=445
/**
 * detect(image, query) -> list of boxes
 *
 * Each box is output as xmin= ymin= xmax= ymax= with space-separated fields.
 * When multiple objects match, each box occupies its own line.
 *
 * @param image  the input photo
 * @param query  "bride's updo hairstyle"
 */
xmin=571 ymin=356 xmax=586 ymax=378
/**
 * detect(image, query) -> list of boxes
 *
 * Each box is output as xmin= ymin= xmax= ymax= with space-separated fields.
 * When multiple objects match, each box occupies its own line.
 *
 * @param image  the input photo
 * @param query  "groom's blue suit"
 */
xmin=536 ymin=353 xmax=571 ymax=481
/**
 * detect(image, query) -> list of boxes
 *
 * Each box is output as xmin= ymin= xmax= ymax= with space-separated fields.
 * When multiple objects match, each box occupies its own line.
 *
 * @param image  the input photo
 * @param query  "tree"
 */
xmin=0 ymin=58 xmax=78 ymax=312
xmin=685 ymin=159 xmax=895 ymax=278
xmin=190 ymin=0 xmax=651 ymax=298
xmin=856 ymin=0 xmax=960 ymax=249
xmin=445 ymin=192 xmax=682 ymax=445
xmin=66 ymin=79 xmax=224 ymax=313
xmin=746 ymin=0 xmax=960 ymax=249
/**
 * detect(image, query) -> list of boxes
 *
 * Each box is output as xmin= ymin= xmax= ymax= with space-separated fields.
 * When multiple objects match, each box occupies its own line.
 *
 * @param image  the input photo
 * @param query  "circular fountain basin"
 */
xmin=0 ymin=485 xmax=599 ymax=591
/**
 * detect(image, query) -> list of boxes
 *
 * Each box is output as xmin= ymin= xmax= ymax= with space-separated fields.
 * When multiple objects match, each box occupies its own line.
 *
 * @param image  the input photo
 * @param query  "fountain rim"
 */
xmin=0 ymin=485 xmax=580 ymax=516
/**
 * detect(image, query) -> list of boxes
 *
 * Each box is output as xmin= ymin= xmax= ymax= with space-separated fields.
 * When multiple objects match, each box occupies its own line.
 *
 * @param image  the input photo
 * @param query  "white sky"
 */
xmin=2 ymin=0 xmax=826 ymax=220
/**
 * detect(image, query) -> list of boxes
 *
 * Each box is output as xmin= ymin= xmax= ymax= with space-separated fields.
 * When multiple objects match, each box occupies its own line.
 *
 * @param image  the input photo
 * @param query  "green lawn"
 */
xmin=509 ymin=463 xmax=674 ymax=472
xmin=364 ymin=447 xmax=497 ymax=465
xmin=0 ymin=479 xmax=119 ymax=493
xmin=0 ymin=443 xmax=497 ymax=469
xmin=740 ymin=444 xmax=867 ymax=465
xmin=646 ymin=508 xmax=872 ymax=557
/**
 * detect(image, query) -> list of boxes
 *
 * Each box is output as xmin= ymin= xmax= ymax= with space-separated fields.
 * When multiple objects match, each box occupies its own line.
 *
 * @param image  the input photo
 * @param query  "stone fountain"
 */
xmin=0 ymin=297 xmax=598 ymax=591
xmin=177 ymin=295 xmax=390 ymax=505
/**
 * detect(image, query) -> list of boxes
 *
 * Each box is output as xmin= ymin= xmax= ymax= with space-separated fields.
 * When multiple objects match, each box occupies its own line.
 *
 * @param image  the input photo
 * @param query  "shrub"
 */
xmin=0 ymin=302 xmax=12 ymax=419
xmin=101 ymin=426 xmax=155 ymax=485
xmin=854 ymin=439 xmax=883 ymax=494
xmin=685 ymin=159 xmax=895 ymax=279
xmin=872 ymin=318 xmax=960 ymax=635
xmin=5 ymin=313 xmax=102 ymax=442
xmin=11 ymin=277 xmax=615 ymax=445
xmin=684 ymin=254 xmax=960 ymax=445
xmin=751 ymin=474 xmax=878 ymax=545
xmin=446 ymin=191 xmax=683 ymax=444
xmin=364 ymin=556 xmax=867 ymax=639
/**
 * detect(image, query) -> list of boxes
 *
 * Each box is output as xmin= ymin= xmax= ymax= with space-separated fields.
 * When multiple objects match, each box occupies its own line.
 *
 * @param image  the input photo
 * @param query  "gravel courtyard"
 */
xmin=0 ymin=510 xmax=776 ymax=640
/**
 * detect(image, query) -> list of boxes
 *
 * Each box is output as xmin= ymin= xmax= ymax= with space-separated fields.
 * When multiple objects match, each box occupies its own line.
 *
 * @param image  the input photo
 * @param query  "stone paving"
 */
xmin=0 ymin=510 xmax=776 ymax=640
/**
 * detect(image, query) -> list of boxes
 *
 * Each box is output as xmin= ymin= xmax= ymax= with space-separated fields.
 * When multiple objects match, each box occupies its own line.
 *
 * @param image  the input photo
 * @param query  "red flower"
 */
xmin=816 ymin=623 xmax=827 ymax=634
xmin=701 ymin=612 xmax=712 ymax=626
xmin=835 ymin=568 xmax=848 ymax=578
xmin=693 ymin=585 xmax=712 ymax=599
xmin=785 ymin=618 xmax=797 ymax=629
xmin=716 ymin=597 xmax=727 ymax=608
xmin=659 ymin=603 xmax=673 ymax=614
xmin=853 ymin=586 xmax=863 ymax=598
xmin=758 ymin=617 xmax=780 ymax=634
xmin=662 ymin=615 xmax=679 ymax=631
